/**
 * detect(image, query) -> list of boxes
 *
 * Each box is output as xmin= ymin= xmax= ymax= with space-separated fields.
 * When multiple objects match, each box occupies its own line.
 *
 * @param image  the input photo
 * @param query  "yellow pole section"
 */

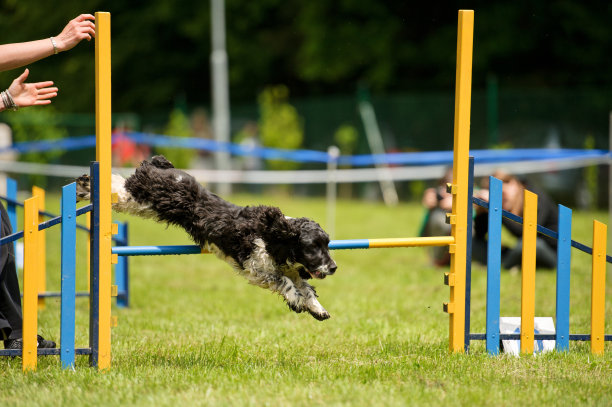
xmin=95 ymin=11 xmax=112 ymax=370
xmin=32 ymin=186 xmax=46 ymax=309
xmin=520 ymin=190 xmax=537 ymax=354
xmin=448 ymin=9 xmax=473 ymax=353
xmin=369 ymin=236 xmax=455 ymax=248
xmin=22 ymin=196 xmax=39 ymax=371
xmin=591 ymin=220 xmax=607 ymax=355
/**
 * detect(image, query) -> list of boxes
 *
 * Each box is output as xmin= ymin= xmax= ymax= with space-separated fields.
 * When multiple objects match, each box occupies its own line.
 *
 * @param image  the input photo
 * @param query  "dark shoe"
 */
xmin=4 ymin=335 xmax=56 ymax=349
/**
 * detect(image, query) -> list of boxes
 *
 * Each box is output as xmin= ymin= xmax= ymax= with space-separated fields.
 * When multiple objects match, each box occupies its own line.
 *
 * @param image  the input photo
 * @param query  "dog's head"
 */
xmin=289 ymin=217 xmax=337 ymax=279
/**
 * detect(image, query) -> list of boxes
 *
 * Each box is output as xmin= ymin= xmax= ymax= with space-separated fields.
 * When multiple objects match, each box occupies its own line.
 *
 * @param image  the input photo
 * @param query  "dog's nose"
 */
xmin=328 ymin=263 xmax=337 ymax=274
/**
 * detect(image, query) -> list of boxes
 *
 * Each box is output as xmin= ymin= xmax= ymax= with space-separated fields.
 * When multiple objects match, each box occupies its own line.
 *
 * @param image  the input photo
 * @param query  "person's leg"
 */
xmin=535 ymin=238 xmax=557 ymax=269
xmin=424 ymin=208 xmax=452 ymax=265
xmin=0 ymin=202 xmax=22 ymax=342
xmin=0 ymin=202 xmax=55 ymax=349
xmin=501 ymin=238 xmax=523 ymax=270
xmin=502 ymin=237 xmax=557 ymax=270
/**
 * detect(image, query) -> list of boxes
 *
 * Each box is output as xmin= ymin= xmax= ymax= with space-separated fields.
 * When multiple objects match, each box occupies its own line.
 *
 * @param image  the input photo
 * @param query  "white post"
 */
xmin=358 ymin=99 xmax=399 ymax=206
xmin=211 ymin=0 xmax=231 ymax=196
xmin=326 ymin=146 xmax=340 ymax=239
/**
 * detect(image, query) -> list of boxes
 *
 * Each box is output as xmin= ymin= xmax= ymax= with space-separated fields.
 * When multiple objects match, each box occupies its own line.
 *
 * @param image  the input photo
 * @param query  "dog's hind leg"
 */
xmin=248 ymin=273 xmax=307 ymax=314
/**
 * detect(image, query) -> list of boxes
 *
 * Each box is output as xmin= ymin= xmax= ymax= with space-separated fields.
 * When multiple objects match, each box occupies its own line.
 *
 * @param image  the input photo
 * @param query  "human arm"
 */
xmin=0 ymin=14 xmax=95 ymax=71
xmin=0 ymin=69 xmax=57 ymax=112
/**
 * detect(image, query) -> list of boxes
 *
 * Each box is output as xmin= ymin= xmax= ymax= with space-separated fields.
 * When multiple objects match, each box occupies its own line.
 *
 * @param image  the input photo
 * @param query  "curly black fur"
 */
xmin=77 ymin=155 xmax=337 ymax=320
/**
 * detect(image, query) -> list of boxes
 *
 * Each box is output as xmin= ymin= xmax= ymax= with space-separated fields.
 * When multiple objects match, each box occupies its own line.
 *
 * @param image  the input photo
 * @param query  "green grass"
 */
xmin=0 ymin=194 xmax=610 ymax=406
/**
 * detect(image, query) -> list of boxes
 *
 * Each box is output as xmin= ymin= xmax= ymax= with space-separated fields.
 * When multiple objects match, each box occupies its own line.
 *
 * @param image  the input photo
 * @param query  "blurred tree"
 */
xmin=4 ymin=107 xmax=67 ymax=186
xmin=258 ymin=85 xmax=303 ymax=170
xmin=0 ymin=0 xmax=609 ymax=115
xmin=159 ymin=108 xmax=195 ymax=168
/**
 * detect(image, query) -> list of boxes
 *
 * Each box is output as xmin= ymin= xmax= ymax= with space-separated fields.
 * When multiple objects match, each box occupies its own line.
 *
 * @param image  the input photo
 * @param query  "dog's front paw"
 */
xmin=308 ymin=309 xmax=331 ymax=321
xmin=76 ymin=174 xmax=91 ymax=201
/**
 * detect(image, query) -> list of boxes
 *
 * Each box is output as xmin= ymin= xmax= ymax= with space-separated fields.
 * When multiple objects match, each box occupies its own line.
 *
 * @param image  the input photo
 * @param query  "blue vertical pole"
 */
xmin=115 ymin=222 xmax=129 ymax=308
xmin=555 ymin=205 xmax=572 ymax=351
xmin=486 ymin=177 xmax=503 ymax=355
xmin=464 ymin=157 xmax=475 ymax=352
xmin=89 ymin=162 xmax=100 ymax=368
xmin=60 ymin=183 xmax=77 ymax=369
xmin=6 ymin=178 xmax=17 ymax=254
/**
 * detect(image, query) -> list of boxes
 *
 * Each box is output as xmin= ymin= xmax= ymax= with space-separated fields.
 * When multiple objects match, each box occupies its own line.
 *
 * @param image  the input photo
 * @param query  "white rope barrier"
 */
xmin=0 ymin=155 xmax=608 ymax=184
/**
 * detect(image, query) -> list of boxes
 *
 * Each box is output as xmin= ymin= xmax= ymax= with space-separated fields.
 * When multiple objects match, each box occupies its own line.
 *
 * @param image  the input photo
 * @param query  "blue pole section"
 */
xmin=6 ymin=178 xmax=17 ymax=254
xmin=89 ymin=162 xmax=100 ymax=368
xmin=115 ymin=222 xmax=129 ymax=308
xmin=555 ymin=205 xmax=572 ymax=351
xmin=486 ymin=177 xmax=503 ymax=355
xmin=60 ymin=183 xmax=77 ymax=369
xmin=464 ymin=157 xmax=475 ymax=352
xmin=112 ymin=240 xmax=374 ymax=256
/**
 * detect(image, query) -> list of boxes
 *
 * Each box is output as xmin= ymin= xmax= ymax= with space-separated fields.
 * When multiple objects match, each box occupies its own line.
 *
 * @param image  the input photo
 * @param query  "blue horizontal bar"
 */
xmin=329 ymin=239 xmax=370 ymax=250
xmin=112 ymin=245 xmax=202 ymax=256
xmin=112 ymin=240 xmax=376 ymax=256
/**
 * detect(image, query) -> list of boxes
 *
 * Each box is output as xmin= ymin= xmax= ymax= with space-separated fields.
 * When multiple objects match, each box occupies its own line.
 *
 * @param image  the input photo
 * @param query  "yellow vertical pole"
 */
xmin=446 ymin=9 xmax=474 ymax=353
xmin=520 ymin=190 xmax=537 ymax=354
xmin=591 ymin=220 xmax=607 ymax=355
xmin=22 ymin=196 xmax=39 ymax=371
xmin=95 ymin=11 xmax=112 ymax=370
xmin=32 ymin=186 xmax=46 ymax=309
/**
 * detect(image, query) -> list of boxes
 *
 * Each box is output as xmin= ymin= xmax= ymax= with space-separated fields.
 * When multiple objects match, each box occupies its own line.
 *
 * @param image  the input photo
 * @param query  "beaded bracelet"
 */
xmin=1 ymin=90 xmax=19 ymax=111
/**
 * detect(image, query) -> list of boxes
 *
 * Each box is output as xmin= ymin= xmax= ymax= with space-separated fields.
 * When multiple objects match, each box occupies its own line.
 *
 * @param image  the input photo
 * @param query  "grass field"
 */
xmin=0 ymin=193 xmax=610 ymax=406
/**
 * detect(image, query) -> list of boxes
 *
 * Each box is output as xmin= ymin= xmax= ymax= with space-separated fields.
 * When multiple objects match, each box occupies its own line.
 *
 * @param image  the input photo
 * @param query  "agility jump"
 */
xmin=1 ymin=10 xmax=608 ymax=372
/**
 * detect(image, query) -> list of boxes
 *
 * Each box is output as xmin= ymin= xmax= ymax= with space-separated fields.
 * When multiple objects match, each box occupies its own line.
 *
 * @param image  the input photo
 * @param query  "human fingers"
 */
xmin=37 ymin=87 xmax=59 ymax=95
xmin=34 ymin=81 xmax=54 ymax=89
xmin=74 ymin=14 xmax=95 ymax=22
xmin=33 ymin=99 xmax=53 ymax=106
xmin=14 ymin=68 xmax=30 ymax=85
xmin=36 ymin=91 xmax=58 ymax=100
xmin=57 ymin=16 xmax=96 ymax=50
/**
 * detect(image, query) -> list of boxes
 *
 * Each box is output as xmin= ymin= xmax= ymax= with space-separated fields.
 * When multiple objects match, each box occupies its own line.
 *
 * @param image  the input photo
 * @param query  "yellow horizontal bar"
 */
xmin=368 ymin=236 xmax=455 ymax=248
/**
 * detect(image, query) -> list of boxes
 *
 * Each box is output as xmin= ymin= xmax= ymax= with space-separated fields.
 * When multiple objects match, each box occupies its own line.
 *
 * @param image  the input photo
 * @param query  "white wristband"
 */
xmin=50 ymin=37 xmax=58 ymax=54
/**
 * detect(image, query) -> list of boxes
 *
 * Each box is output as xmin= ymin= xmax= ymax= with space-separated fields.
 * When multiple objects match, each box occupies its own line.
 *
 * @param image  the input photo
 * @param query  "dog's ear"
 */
xmin=264 ymin=208 xmax=299 ymax=242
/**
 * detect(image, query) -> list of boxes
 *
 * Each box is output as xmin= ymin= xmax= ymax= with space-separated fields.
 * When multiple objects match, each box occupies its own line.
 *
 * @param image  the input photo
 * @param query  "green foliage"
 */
xmin=2 ymin=107 xmax=67 ymax=187
xmin=333 ymin=123 xmax=358 ymax=155
xmin=158 ymin=108 xmax=195 ymax=169
xmin=258 ymin=85 xmax=303 ymax=170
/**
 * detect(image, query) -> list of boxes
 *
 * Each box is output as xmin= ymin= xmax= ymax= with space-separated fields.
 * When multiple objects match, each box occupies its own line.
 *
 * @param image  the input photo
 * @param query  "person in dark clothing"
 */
xmin=420 ymin=168 xmax=454 ymax=266
xmin=472 ymin=170 xmax=558 ymax=270
xmin=0 ymin=14 xmax=96 ymax=350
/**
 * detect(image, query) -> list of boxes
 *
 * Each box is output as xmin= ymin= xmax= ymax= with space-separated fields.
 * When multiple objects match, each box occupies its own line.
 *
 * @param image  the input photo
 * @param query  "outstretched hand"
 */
xmin=55 ymin=14 xmax=96 ymax=52
xmin=8 ymin=69 xmax=58 ymax=108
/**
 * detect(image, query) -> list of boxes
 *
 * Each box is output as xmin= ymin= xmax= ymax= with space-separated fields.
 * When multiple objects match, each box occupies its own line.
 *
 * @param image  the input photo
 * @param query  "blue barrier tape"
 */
xmin=1 ymin=132 xmax=609 ymax=167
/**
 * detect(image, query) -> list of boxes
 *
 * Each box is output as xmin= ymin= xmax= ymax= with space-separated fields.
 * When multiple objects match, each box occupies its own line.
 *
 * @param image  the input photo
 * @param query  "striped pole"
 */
xmin=60 ymin=183 xmax=77 ymax=369
xmin=32 ymin=186 xmax=46 ymax=309
xmin=115 ymin=222 xmax=129 ymax=307
xmin=446 ymin=9 xmax=474 ymax=353
xmin=22 ymin=196 xmax=40 ymax=371
xmin=520 ymin=190 xmax=538 ymax=354
xmin=591 ymin=220 xmax=607 ymax=354
xmin=555 ymin=205 xmax=572 ymax=351
xmin=486 ymin=177 xmax=503 ymax=355
xmin=95 ymin=11 xmax=112 ymax=370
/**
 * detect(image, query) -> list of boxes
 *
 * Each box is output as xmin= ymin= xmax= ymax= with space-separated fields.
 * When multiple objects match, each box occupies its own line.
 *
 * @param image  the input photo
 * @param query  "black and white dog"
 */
xmin=76 ymin=155 xmax=336 ymax=320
